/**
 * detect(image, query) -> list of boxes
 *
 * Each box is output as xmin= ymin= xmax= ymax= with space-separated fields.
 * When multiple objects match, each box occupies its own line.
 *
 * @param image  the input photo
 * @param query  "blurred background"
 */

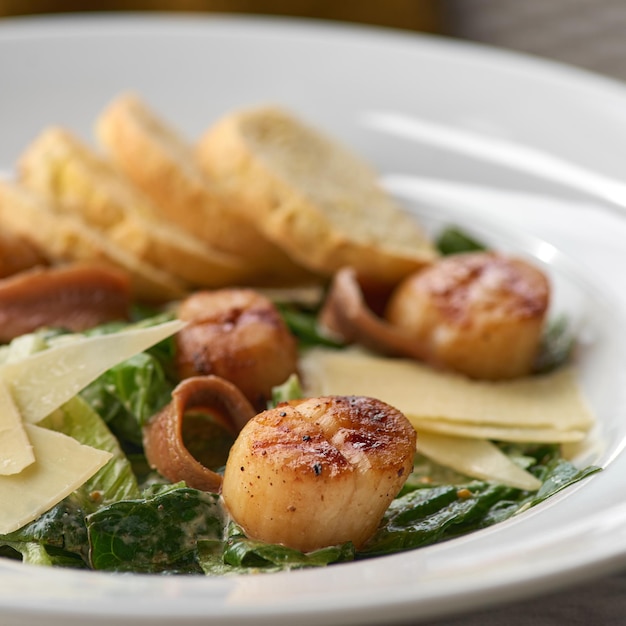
xmin=1 ymin=0 xmax=626 ymax=83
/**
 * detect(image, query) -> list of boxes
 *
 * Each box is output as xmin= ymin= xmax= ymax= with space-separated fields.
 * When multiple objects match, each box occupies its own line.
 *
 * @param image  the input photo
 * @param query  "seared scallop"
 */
xmin=221 ymin=395 xmax=416 ymax=552
xmin=175 ymin=289 xmax=298 ymax=410
xmin=385 ymin=251 xmax=550 ymax=379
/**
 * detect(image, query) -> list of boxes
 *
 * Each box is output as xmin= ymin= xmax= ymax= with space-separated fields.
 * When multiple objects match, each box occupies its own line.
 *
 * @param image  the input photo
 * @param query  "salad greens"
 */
xmin=435 ymin=226 xmax=487 ymax=256
xmin=0 ymin=380 xmax=598 ymax=574
xmin=87 ymin=486 xmax=224 ymax=573
xmin=361 ymin=445 xmax=599 ymax=557
xmin=0 ymin=229 xmax=598 ymax=575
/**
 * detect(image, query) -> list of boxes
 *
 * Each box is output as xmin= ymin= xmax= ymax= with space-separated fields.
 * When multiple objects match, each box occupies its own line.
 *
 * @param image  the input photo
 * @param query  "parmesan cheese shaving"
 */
xmin=300 ymin=347 xmax=594 ymax=435
xmin=0 ymin=380 xmax=34 ymax=475
xmin=0 ymin=319 xmax=185 ymax=424
xmin=410 ymin=418 xmax=588 ymax=443
xmin=417 ymin=432 xmax=542 ymax=491
xmin=0 ymin=424 xmax=112 ymax=534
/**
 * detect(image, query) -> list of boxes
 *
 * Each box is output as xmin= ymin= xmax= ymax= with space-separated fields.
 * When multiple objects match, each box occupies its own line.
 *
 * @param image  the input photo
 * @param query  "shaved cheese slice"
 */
xmin=300 ymin=348 xmax=594 ymax=433
xmin=410 ymin=418 xmax=588 ymax=443
xmin=0 ymin=319 xmax=184 ymax=424
xmin=0 ymin=380 xmax=34 ymax=475
xmin=0 ymin=423 xmax=112 ymax=534
xmin=417 ymin=432 xmax=542 ymax=491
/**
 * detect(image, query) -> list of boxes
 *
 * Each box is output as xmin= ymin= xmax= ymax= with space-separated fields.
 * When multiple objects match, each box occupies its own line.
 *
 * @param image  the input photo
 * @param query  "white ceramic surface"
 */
xmin=3 ymin=13 xmax=626 ymax=626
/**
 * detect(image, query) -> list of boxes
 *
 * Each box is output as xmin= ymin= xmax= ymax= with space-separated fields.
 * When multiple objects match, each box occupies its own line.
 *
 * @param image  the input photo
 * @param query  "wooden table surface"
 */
xmin=0 ymin=0 xmax=442 ymax=34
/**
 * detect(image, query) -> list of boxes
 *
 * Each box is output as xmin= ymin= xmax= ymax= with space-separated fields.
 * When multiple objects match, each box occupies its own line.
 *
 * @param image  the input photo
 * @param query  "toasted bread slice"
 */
xmin=0 ymin=180 xmax=186 ymax=302
xmin=196 ymin=106 xmax=438 ymax=285
xmin=18 ymin=127 xmax=249 ymax=289
xmin=95 ymin=93 xmax=318 ymax=286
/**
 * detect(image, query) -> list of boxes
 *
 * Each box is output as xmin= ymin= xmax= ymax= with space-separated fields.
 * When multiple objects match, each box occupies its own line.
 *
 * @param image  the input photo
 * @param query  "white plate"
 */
xmin=3 ymin=13 xmax=626 ymax=626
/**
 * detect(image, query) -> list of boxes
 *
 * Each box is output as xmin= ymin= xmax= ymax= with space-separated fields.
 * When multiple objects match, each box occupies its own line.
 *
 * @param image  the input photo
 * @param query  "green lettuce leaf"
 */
xmin=276 ymin=303 xmax=344 ymax=349
xmin=436 ymin=226 xmax=487 ymax=255
xmin=86 ymin=487 xmax=225 ymax=573
xmin=0 ymin=542 xmax=72 ymax=568
xmin=41 ymin=395 xmax=141 ymax=508
xmin=198 ymin=523 xmax=354 ymax=575
xmin=269 ymin=373 xmax=304 ymax=408
xmin=359 ymin=445 xmax=600 ymax=558
xmin=80 ymin=351 xmax=173 ymax=447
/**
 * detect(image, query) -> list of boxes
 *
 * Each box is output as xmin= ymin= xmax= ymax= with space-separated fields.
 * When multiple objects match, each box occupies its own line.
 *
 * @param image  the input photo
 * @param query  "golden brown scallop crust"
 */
xmin=175 ymin=289 xmax=299 ymax=410
xmin=221 ymin=395 xmax=416 ymax=552
xmin=385 ymin=251 xmax=550 ymax=379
